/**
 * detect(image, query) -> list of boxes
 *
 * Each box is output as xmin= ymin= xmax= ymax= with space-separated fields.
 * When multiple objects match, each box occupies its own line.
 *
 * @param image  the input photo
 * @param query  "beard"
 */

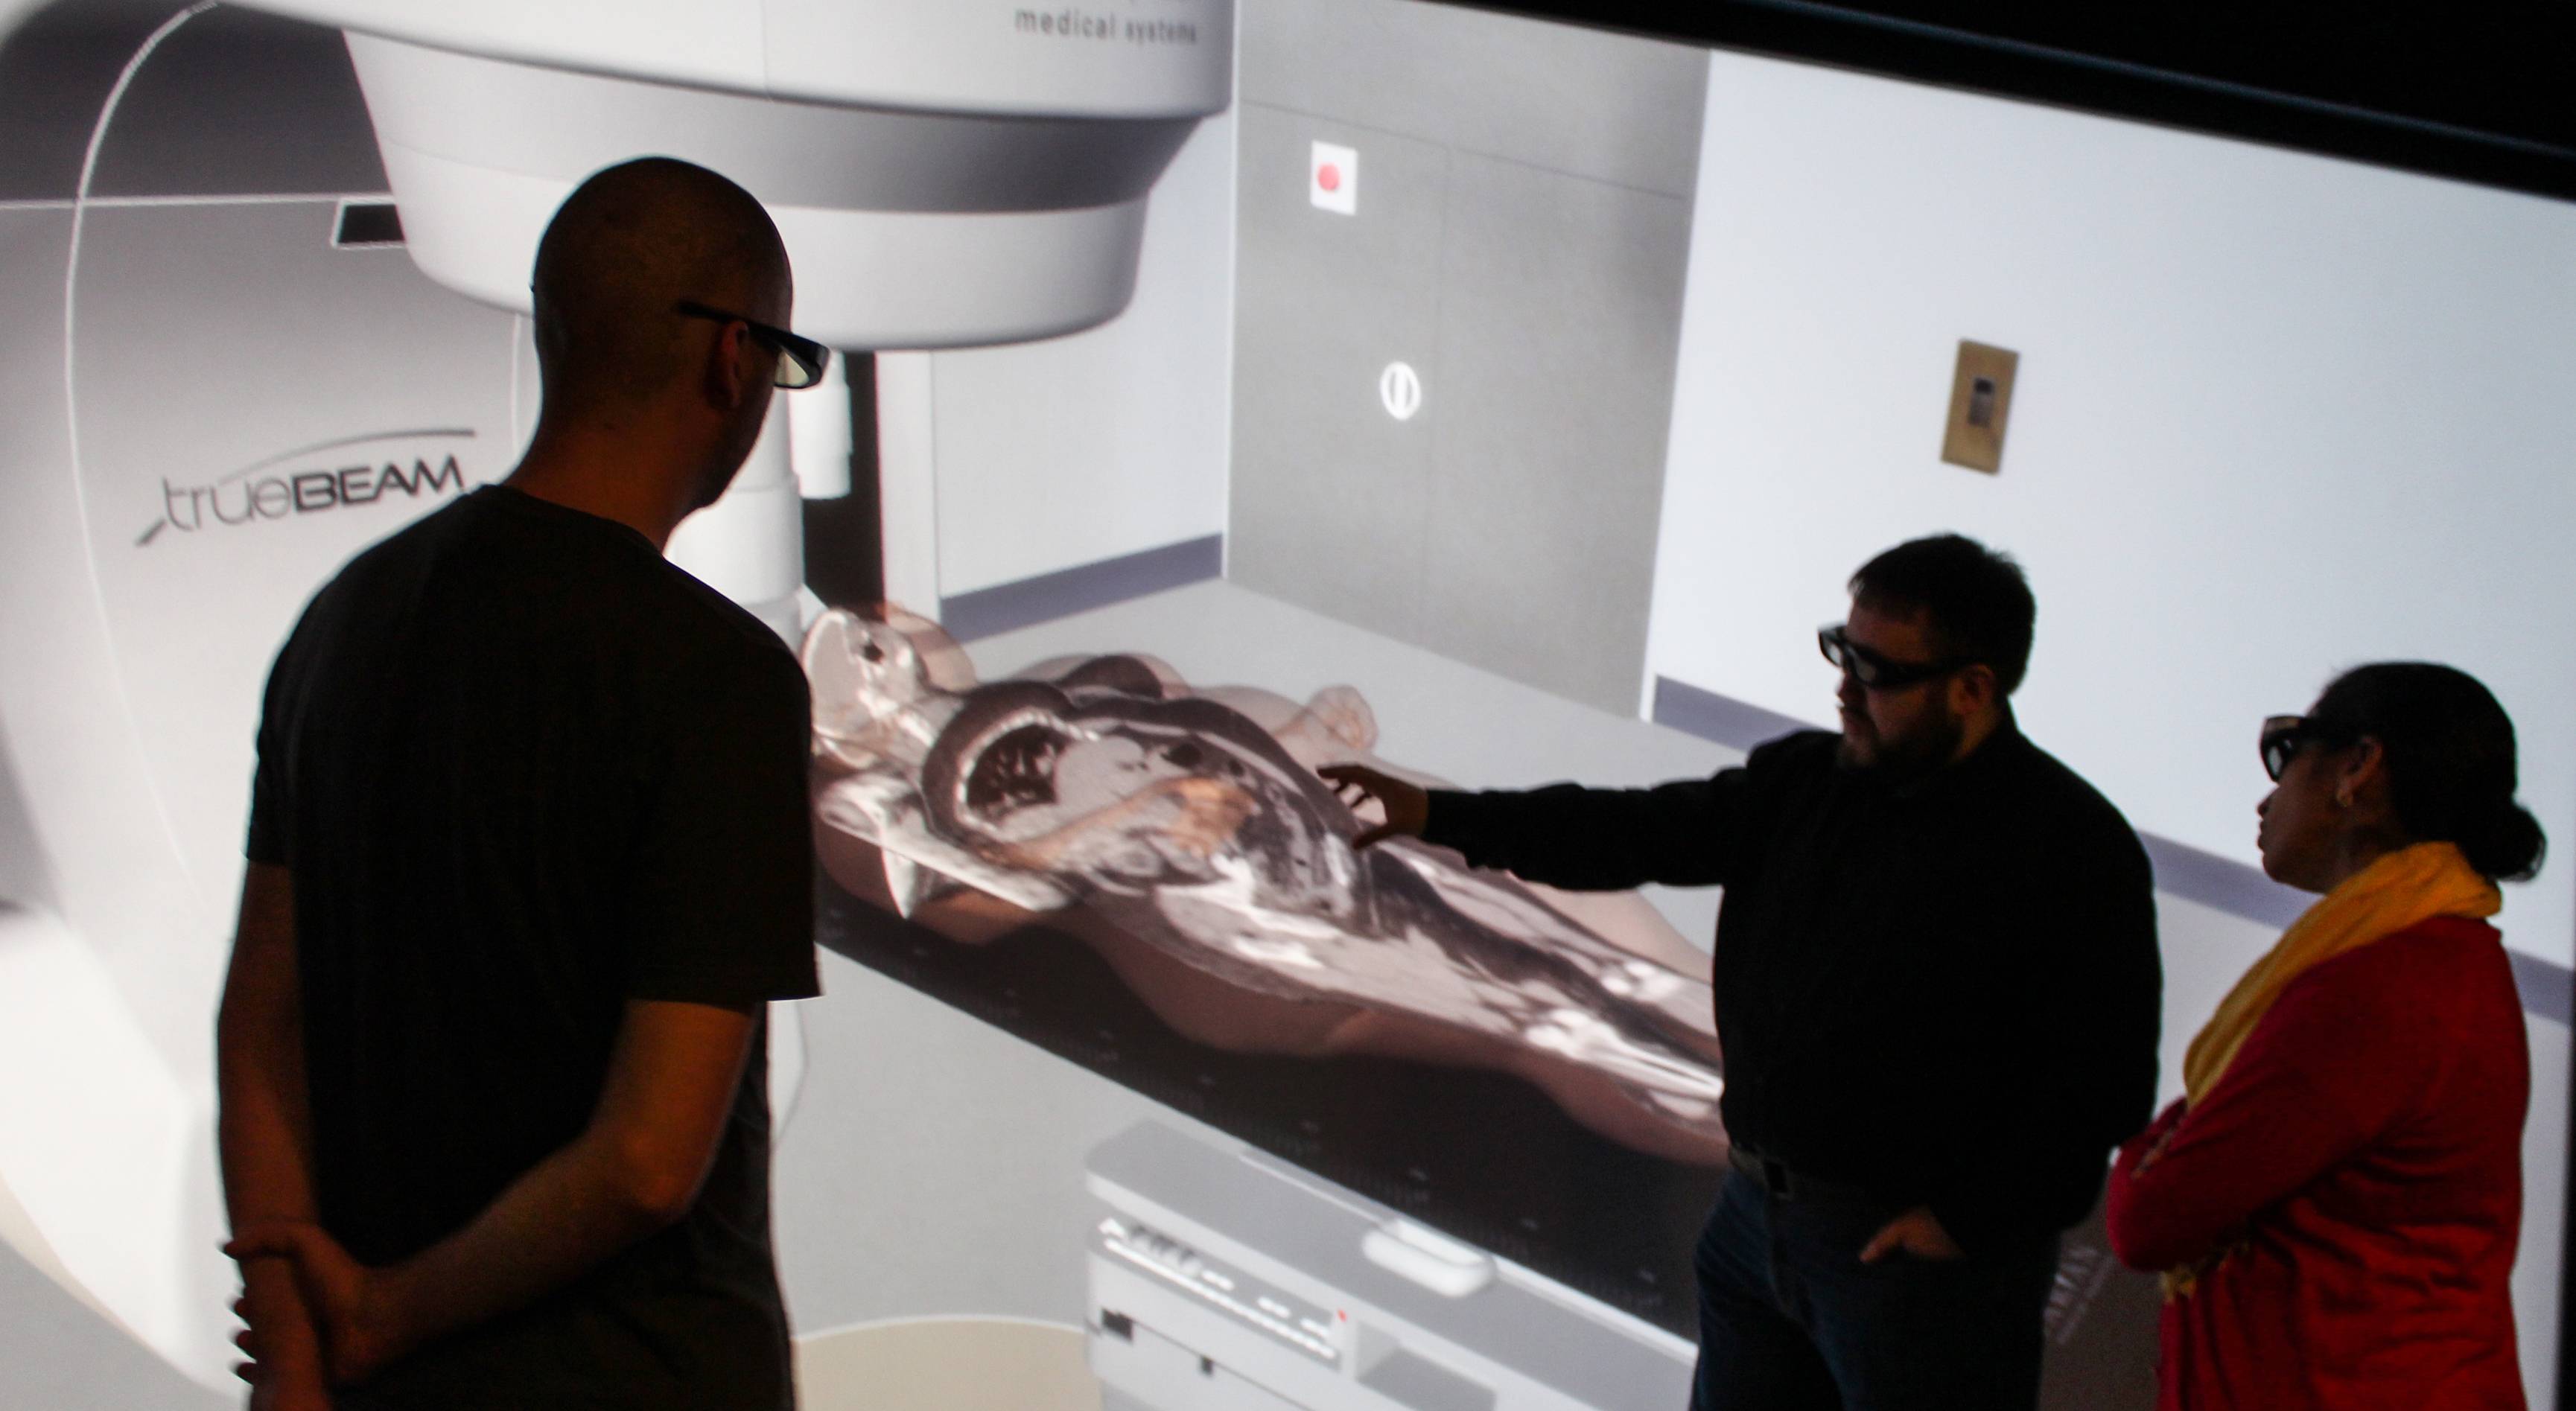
xmin=1836 ymin=704 xmax=1965 ymax=783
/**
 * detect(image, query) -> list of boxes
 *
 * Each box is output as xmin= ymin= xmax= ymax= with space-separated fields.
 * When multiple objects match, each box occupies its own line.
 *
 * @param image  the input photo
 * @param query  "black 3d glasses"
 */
xmin=674 ymin=299 xmax=830 ymax=389
xmin=1817 ymin=624 xmax=1971 ymax=690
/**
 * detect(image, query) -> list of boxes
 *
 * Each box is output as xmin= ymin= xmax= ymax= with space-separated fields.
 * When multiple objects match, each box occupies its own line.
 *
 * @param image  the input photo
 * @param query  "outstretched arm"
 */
xmin=216 ymin=861 xmax=332 ymax=1407
xmin=1326 ymin=762 xmax=1749 ymax=891
xmin=230 ymin=998 xmax=759 ymax=1386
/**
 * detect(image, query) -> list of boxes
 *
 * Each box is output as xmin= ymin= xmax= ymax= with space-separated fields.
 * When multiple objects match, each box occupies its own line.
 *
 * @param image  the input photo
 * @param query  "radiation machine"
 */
xmin=0 ymin=0 xmax=1228 ymax=1384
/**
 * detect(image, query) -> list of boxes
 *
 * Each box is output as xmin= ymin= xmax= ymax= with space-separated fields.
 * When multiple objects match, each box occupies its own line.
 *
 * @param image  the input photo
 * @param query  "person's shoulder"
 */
xmin=280 ymin=494 xmax=481 ymax=643
xmin=320 ymin=484 xmax=567 ymax=600
xmin=1997 ymin=733 xmax=2154 ymax=890
xmin=648 ymin=570 xmax=805 ymax=701
xmin=458 ymin=490 xmax=801 ymax=696
xmin=471 ymin=490 xmax=788 ymax=670
xmin=651 ymin=565 xmax=792 ymax=659
xmin=334 ymin=488 xmax=480 ymax=573
xmin=2275 ymin=918 xmax=2525 ymax=1077
xmin=2309 ymin=916 xmax=2516 ymax=1007
xmin=2009 ymin=733 xmax=2140 ymax=834
xmin=1743 ymin=727 xmax=1840 ymax=774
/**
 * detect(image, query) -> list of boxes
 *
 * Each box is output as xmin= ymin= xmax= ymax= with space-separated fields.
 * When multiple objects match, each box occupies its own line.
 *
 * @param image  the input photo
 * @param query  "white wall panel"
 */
xmin=1654 ymin=50 xmax=2576 ymax=966
xmin=929 ymin=111 xmax=1236 ymax=599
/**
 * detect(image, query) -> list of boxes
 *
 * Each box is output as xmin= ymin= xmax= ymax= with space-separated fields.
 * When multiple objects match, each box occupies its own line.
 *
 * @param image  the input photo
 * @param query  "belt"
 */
xmin=1726 ymin=1144 xmax=1874 ymax=1204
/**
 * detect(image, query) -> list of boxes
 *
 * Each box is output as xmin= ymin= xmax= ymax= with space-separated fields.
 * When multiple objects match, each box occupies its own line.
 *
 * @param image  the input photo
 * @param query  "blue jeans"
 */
xmin=1688 ymin=1171 xmax=2058 ymax=1411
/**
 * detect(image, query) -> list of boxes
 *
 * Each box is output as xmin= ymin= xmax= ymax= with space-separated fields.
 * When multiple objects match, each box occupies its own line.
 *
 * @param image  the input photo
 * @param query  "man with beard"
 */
xmin=1324 ymin=535 xmax=2161 ymax=1411
xmin=216 ymin=159 xmax=826 ymax=1410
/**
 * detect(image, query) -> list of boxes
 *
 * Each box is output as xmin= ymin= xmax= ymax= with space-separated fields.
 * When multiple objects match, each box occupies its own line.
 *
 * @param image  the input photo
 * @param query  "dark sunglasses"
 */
xmin=2258 ymin=714 xmax=2353 ymax=782
xmin=1818 ymin=624 xmax=1971 ymax=690
xmin=674 ymin=299 xmax=829 ymax=389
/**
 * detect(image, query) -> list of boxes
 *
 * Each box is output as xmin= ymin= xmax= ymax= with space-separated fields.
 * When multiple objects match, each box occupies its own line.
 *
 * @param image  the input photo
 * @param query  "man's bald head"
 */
xmin=530 ymin=157 xmax=791 ymax=410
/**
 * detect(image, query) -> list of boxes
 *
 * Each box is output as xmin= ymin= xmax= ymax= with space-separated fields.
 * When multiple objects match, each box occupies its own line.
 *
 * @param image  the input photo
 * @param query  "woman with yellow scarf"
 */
xmin=2107 ymin=663 xmax=2545 ymax=1409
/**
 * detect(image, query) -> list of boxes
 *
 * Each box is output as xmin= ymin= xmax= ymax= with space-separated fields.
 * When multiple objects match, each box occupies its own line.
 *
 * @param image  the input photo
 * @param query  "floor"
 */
xmin=797 ymin=1317 xmax=1101 ymax=1411
xmin=0 ymin=1225 xmax=1102 ymax=1411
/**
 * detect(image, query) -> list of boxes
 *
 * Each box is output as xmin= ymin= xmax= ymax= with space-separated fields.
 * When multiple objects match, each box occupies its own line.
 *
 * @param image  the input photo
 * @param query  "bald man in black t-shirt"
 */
xmin=217 ymin=158 xmax=830 ymax=1411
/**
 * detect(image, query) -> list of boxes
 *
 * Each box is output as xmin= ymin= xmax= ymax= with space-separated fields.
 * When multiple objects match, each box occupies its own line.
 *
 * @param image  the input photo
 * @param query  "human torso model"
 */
xmin=804 ymin=608 xmax=1728 ymax=1165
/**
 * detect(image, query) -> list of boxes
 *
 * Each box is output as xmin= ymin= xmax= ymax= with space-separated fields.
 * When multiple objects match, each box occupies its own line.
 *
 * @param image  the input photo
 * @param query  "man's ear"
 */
xmin=706 ymin=320 xmax=757 ymax=411
xmin=1950 ymin=663 xmax=2000 ymax=719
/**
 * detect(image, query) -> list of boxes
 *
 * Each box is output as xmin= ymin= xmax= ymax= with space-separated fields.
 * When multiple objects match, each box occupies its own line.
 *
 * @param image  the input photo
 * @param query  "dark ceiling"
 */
xmin=1813 ymin=0 xmax=2567 ymax=145
xmin=10 ymin=1 xmax=2566 ymax=200
xmin=1455 ymin=0 xmax=2576 ymax=201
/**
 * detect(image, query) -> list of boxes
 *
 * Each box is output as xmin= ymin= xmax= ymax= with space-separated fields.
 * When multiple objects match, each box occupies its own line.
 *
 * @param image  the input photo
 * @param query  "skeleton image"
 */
xmin=804 ymin=607 xmax=1729 ymax=1166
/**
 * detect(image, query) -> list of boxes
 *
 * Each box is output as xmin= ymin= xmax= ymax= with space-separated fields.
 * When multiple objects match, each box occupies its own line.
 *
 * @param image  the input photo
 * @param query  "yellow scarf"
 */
xmin=2162 ymin=841 xmax=2499 ymax=1296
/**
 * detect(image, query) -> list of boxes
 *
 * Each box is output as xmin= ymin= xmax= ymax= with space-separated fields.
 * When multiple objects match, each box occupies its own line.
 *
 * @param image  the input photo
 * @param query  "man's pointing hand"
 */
xmin=1317 ymin=763 xmax=1429 ymax=849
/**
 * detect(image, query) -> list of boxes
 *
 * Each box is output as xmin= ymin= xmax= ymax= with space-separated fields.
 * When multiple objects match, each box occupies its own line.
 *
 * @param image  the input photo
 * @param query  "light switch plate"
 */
xmin=1311 ymin=141 xmax=1358 ymax=214
xmin=1941 ymin=340 xmax=2018 ymax=474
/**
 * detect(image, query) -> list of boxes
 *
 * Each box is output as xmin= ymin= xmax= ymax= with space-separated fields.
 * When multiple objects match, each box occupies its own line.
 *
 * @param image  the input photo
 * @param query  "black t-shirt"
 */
xmin=1422 ymin=724 xmax=2163 ymax=1257
xmin=247 ymin=485 xmax=819 ymax=1410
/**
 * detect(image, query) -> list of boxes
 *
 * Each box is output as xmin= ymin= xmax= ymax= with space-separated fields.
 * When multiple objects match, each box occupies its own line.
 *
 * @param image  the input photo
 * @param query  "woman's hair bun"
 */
xmin=2313 ymin=662 xmax=2546 ymax=883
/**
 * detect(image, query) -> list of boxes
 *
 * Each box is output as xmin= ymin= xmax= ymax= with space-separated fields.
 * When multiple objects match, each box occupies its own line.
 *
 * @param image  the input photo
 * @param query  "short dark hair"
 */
xmin=2311 ymin=662 xmax=2546 ymax=882
xmin=530 ymin=157 xmax=789 ymax=409
xmin=1848 ymin=534 xmax=2036 ymax=695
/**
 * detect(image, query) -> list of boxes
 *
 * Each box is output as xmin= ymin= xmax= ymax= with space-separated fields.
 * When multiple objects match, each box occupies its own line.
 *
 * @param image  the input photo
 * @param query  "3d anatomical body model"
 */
xmin=804 ymin=608 xmax=1728 ymax=1166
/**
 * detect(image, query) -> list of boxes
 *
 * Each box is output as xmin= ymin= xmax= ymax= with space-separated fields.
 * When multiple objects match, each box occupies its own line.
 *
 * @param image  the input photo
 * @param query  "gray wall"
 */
xmin=1225 ymin=0 xmax=1705 ymax=716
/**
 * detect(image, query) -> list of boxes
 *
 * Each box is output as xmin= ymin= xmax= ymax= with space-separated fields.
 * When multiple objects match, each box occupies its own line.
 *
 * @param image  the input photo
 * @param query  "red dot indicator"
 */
xmin=1317 ymin=164 xmax=1341 ymax=194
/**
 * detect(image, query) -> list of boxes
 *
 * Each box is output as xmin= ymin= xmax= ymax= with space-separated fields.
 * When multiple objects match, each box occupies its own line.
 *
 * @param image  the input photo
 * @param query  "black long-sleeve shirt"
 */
xmin=1423 ymin=722 xmax=2162 ymax=1255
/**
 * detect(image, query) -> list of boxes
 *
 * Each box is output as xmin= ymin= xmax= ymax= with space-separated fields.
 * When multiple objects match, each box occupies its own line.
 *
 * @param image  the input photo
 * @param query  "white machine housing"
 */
xmin=244 ymin=0 xmax=1235 ymax=348
xmin=243 ymin=0 xmax=1239 ymax=639
xmin=1086 ymin=1123 xmax=1695 ymax=1411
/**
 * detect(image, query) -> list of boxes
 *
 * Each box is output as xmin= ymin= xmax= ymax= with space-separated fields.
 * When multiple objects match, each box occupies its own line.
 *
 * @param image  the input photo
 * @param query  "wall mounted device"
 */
xmin=1941 ymin=339 xmax=2018 ymax=474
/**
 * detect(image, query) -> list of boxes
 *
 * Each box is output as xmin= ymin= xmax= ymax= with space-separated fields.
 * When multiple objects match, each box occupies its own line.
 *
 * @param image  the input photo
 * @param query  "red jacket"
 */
xmin=2107 ymin=916 xmax=2528 ymax=1410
